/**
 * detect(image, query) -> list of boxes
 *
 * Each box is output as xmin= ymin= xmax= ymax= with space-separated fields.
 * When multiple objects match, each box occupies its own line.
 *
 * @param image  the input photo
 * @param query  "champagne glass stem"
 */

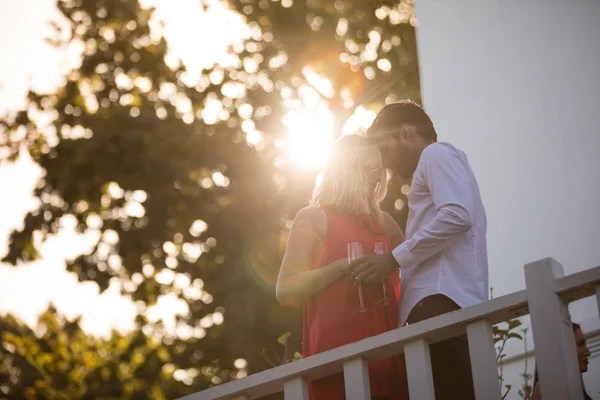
xmin=381 ymin=278 xmax=389 ymax=306
xmin=358 ymin=284 xmax=366 ymax=310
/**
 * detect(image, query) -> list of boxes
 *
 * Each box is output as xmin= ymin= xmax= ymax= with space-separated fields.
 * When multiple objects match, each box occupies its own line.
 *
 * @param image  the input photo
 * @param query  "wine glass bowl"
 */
xmin=374 ymin=242 xmax=394 ymax=306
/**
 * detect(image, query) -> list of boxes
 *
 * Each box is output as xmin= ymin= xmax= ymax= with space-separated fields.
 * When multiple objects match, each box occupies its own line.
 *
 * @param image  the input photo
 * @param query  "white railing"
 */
xmin=179 ymin=258 xmax=600 ymax=400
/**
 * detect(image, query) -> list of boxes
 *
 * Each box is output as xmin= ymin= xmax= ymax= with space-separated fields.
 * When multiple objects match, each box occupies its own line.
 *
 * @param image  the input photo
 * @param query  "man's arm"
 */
xmin=392 ymin=143 xmax=474 ymax=268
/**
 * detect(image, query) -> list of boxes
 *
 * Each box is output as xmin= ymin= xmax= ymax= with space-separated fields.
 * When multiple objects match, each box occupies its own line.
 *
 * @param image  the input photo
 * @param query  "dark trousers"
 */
xmin=405 ymin=295 xmax=476 ymax=400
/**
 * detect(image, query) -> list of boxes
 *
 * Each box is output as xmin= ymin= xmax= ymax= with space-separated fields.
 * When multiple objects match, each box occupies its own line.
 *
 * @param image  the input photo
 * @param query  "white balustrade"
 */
xmin=178 ymin=261 xmax=600 ymax=400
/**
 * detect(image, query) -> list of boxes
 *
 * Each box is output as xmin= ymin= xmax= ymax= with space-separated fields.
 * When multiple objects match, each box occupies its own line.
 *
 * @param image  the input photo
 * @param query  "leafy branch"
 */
xmin=261 ymin=332 xmax=302 ymax=368
xmin=492 ymin=288 xmax=533 ymax=400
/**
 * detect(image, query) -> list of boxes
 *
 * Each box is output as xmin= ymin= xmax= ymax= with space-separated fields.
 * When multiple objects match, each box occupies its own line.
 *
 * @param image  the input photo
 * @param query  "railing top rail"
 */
xmin=555 ymin=265 xmax=600 ymax=302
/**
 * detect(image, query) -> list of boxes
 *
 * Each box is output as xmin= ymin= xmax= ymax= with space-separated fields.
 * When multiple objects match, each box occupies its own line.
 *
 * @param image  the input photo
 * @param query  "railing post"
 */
xmin=525 ymin=258 xmax=583 ymax=400
xmin=404 ymin=339 xmax=435 ymax=400
xmin=467 ymin=319 xmax=502 ymax=400
xmin=343 ymin=357 xmax=371 ymax=400
xmin=283 ymin=376 xmax=309 ymax=400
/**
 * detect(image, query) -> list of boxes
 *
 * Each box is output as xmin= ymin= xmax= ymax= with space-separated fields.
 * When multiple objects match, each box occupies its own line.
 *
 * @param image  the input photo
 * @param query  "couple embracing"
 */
xmin=276 ymin=101 xmax=488 ymax=400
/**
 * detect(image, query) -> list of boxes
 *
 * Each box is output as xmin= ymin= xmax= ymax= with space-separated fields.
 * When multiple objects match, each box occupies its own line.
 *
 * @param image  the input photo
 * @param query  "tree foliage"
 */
xmin=0 ymin=307 xmax=193 ymax=399
xmin=0 ymin=0 xmax=419 ymax=397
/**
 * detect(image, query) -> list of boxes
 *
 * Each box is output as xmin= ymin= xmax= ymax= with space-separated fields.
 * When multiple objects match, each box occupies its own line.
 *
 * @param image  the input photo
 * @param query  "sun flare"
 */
xmin=283 ymin=103 xmax=378 ymax=168
xmin=282 ymin=66 xmax=380 ymax=168
xmin=283 ymin=106 xmax=334 ymax=168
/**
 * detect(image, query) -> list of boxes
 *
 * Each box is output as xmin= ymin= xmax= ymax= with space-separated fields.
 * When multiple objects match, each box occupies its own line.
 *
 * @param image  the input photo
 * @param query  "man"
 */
xmin=349 ymin=100 xmax=488 ymax=400
xmin=532 ymin=323 xmax=592 ymax=400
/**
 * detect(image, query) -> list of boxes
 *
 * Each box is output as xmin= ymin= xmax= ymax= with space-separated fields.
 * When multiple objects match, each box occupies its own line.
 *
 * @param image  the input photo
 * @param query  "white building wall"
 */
xmin=413 ymin=1 xmax=600 ymax=398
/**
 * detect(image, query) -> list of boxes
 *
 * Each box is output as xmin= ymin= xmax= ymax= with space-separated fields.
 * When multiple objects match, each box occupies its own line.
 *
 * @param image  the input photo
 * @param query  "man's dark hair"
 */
xmin=366 ymin=100 xmax=437 ymax=143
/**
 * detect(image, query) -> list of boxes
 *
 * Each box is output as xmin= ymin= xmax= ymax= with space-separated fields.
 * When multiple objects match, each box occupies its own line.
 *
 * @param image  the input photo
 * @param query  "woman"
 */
xmin=276 ymin=134 xmax=408 ymax=400
xmin=532 ymin=322 xmax=592 ymax=400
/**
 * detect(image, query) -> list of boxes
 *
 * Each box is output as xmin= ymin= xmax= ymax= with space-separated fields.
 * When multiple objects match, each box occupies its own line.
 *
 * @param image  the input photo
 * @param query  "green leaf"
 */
xmin=277 ymin=332 xmax=291 ymax=345
xmin=508 ymin=319 xmax=523 ymax=329
xmin=507 ymin=332 xmax=523 ymax=341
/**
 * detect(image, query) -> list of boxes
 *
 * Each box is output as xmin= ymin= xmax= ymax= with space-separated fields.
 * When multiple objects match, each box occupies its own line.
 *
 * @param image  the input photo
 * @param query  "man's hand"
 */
xmin=348 ymin=253 xmax=399 ymax=284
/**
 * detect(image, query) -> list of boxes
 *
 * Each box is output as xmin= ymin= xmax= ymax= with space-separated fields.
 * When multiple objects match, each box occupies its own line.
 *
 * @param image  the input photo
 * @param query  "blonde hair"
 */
xmin=312 ymin=134 xmax=387 ymax=225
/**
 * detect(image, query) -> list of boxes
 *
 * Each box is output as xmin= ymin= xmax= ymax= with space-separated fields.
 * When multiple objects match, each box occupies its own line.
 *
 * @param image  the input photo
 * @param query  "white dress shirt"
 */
xmin=392 ymin=142 xmax=488 ymax=326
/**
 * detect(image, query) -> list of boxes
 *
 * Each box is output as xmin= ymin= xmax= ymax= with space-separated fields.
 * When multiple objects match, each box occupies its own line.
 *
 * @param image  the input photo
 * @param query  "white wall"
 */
xmin=414 ymin=0 xmax=600 ymax=397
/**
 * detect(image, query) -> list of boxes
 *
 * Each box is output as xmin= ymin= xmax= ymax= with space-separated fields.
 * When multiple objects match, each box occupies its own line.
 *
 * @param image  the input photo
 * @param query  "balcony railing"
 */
xmin=179 ymin=258 xmax=600 ymax=400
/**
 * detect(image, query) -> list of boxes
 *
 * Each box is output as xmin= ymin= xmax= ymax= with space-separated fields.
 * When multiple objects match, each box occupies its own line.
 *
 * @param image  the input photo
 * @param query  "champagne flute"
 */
xmin=348 ymin=242 xmax=371 ymax=313
xmin=374 ymin=242 xmax=394 ymax=306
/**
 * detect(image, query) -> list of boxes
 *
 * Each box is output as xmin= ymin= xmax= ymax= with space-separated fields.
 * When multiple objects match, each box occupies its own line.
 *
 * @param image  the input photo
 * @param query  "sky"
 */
xmin=0 ymin=0 xmax=251 ymax=336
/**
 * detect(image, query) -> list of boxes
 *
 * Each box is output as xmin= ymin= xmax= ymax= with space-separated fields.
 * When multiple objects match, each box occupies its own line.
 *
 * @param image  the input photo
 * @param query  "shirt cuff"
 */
xmin=392 ymin=243 xmax=416 ymax=269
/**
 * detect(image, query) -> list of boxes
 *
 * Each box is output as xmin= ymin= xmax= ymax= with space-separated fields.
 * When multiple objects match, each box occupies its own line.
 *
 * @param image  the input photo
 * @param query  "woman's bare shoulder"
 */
xmin=381 ymin=212 xmax=404 ymax=242
xmin=295 ymin=206 xmax=327 ymax=237
xmin=381 ymin=212 xmax=400 ymax=231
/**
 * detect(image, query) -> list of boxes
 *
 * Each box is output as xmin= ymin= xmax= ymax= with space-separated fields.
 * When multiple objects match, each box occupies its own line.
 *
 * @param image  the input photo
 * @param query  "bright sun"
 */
xmin=282 ymin=69 xmax=377 ymax=168
xmin=282 ymin=102 xmax=378 ymax=168
xmin=283 ymin=106 xmax=334 ymax=168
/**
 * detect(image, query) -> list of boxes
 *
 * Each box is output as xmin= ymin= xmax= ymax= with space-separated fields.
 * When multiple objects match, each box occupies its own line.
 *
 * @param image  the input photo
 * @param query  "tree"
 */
xmin=0 ymin=307 xmax=193 ymax=399
xmin=0 ymin=0 xmax=420 ymax=395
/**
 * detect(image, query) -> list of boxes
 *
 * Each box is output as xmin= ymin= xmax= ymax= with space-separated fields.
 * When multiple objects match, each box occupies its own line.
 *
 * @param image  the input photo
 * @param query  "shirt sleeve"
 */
xmin=392 ymin=144 xmax=474 ymax=268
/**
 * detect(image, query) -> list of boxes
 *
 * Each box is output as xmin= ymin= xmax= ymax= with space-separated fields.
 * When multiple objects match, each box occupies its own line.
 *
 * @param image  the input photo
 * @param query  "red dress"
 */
xmin=303 ymin=207 xmax=406 ymax=399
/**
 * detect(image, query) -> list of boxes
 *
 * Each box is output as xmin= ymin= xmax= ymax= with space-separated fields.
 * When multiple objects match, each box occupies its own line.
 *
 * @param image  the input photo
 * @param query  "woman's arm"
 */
xmin=382 ymin=212 xmax=406 ymax=248
xmin=276 ymin=207 xmax=348 ymax=307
